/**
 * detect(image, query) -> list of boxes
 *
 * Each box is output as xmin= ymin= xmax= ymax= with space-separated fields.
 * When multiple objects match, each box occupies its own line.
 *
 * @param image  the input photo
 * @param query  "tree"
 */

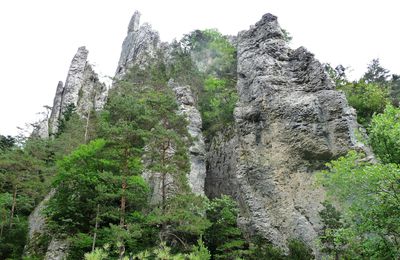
xmin=204 ymin=195 xmax=247 ymax=259
xmin=199 ymin=76 xmax=238 ymax=137
xmin=338 ymin=80 xmax=390 ymax=125
xmin=390 ymin=74 xmax=400 ymax=106
xmin=0 ymin=135 xmax=16 ymax=153
xmin=363 ymin=58 xmax=390 ymax=86
xmin=56 ymin=103 xmax=77 ymax=137
xmin=0 ymin=146 xmax=47 ymax=259
xmin=369 ymin=104 xmax=400 ymax=164
xmin=319 ymin=201 xmax=345 ymax=260
xmin=318 ymin=151 xmax=400 ymax=259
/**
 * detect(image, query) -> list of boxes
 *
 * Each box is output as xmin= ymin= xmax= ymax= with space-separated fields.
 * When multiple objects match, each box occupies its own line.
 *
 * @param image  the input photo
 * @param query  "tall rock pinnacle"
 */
xmin=59 ymin=46 xmax=89 ymax=115
xmin=206 ymin=13 xmax=363 ymax=253
xmin=128 ymin=11 xmax=141 ymax=32
xmin=115 ymin=10 xmax=160 ymax=79
xmin=44 ymin=47 xmax=107 ymax=136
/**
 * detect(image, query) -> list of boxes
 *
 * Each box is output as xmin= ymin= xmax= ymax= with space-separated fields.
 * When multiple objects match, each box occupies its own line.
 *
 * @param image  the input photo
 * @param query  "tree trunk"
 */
xmin=9 ymin=186 xmax=17 ymax=228
xmin=91 ymin=204 xmax=100 ymax=252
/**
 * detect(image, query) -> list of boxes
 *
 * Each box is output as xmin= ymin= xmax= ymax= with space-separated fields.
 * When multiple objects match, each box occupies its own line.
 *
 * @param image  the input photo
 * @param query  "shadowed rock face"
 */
xmin=206 ymin=13 xmax=360 ymax=252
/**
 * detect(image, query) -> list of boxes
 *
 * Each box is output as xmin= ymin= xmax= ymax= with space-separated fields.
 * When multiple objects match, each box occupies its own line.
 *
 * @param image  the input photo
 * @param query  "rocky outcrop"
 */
xmin=44 ymin=239 xmax=69 ymax=260
xmin=115 ymin=11 xmax=160 ymax=79
xmin=48 ymin=81 xmax=64 ymax=134
xmin=169 ymin=80 xmax=206 ymax=195
xmin=25 ymin=47 xmax=107 ymax=258
xmin=47 ymin=46 xmax=107 ymax=135
xmin=206 ymin=14 xmax=362 ymax=253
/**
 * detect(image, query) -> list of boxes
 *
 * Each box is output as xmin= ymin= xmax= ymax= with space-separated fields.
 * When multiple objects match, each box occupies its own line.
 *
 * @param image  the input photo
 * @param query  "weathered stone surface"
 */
xmin=24 ymin=191 xmax=54 ymax=257
xmin=48 ymin=47 xmax=107 ymax=135
xmin=48 ymin=81 xmax=64 ymax=134
xmin=115 ymin=10 xmax=160 ymax=79
xmin=31 ymin=117 xmax=50 ymax=139
xmin=59 ymin=46 xmax=89 ymax=115
xmin=44 ymin=238 xmax=68 ymax=260
xmin=26 ymin=47 xmax=107 ymax=258
xmin=206 ymin=13 xmax=364 ymax=253
xmin=169 ymin=79 xmax=206 ymax=195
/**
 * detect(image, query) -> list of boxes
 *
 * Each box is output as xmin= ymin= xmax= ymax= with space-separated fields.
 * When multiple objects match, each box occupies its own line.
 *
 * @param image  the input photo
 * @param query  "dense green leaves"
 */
xmin=369 ymin=105 xmax=400 ymax=164
xmin=318 ymin=151 xmax=400 ymax=259
xmin=205 ymin=195 xmax=247 ymax=259
xmin=339 ymin=80 xmax=390 ymax=125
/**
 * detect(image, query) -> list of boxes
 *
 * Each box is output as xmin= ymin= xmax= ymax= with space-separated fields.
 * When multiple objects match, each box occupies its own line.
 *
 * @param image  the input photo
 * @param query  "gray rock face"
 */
xmin=59 ymin=46 xmax=89 ymax=115
xmin=48 ymin=46 xmax=107 ymax=135
xmin=48 ymin=81 xmax=64 ymax=134
xmin=31 ymin=117 xmax=50 ymax=139
xmin=44 ymin=239 xmax=68 ymax=260
xmin=206 ymin=13 xmax=361 ymax=252
xmin=24 ymin=191 xmax=54 ymax=257
xmin=115 ymin=11 xmax=160 ymax=79
xmin=169 ymin=80 xmax=206 ymax=195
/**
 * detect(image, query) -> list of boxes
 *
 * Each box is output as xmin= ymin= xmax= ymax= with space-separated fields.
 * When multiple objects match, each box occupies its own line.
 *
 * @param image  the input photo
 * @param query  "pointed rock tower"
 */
xmin=47 ymin=46 xmax=107 ymax=135
xmin=206 ymin=14 xmax=363 ymax=253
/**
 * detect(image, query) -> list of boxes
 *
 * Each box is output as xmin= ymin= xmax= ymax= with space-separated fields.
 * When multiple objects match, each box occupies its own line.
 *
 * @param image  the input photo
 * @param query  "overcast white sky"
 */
xmin=0 ymin=0 xmax=399 ymax=136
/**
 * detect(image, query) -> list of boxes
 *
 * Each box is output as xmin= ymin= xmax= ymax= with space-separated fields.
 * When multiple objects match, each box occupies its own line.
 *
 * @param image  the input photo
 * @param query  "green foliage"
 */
xmin=0 ymin=135 xmax=15 ymax=153
xmin=362 ymin=58 xmax=390 ymax=86
xmin=84 ymin=247 xmax=109 ymax=260
xmin=318 ymin=201 xmax=345 ymax=258
xmin=318 ymin=151 xmax=400 ymax=259
xmin=200 ymin=76 xmax=238 ymax=137
xmin=182 ymin=29 xmax=236 ymax=77
xmin=338 ymin=80 xmax=390 ymax=125
xmin=244 ymin=237 xmax=286 ymax=260
xmin=56 ymin=103 xmax=77 ymax=137
xmin=205 ymin=195 xmax=247 ymax=259
xmin=0 ymin=217 xmax=28 ymax=259
xmin=369 ymin=104 xmax=400 ymax=164
xmin=282 ymin=28 xmax=293 ymax=43
xmin=147 ymin=194 xmax=210 ymax=252
xmin=287 ymin=239 xmax=314 ymax=260
xmin=390 ymin=74 xmax=400 ymax=106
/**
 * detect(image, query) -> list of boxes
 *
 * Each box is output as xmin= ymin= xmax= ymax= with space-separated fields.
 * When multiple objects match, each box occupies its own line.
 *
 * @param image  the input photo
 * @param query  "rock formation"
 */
xmin=169 ymin=80 xmax=206 ymax=195
xmin=115 ymin=12 xmax=207 ymax=197
xmin=115 ymin=11 xmax=160 ymax=80
xmin=25 ymin=47 xmax=107 ymax=258
xmin=47 ymin=46 xmax=107 ymax=135
xmin=206 ymin=14 xmax=362 ymax=252
xmin=24 ymin=10 xmax=368 ymax=258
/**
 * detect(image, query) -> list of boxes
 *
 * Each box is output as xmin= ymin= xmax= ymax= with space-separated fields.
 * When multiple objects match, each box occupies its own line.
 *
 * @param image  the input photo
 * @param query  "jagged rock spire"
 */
xmin=59 ymin=46 xmax=89 ymax=115
xmin=115 ymin=10 xmax=160 ymax=79
xmin=46 ymin=47 xmax=107 ymax=136
xmin=128 ymin=10 xmax=141 ymax=32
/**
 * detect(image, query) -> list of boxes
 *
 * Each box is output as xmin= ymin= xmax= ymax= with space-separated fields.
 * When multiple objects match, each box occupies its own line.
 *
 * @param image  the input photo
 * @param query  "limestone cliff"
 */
xmin=206 ymin=14 xmax=362 ymax=252
xmin=115 ymin=11 xmax=160 ymax=80
xmin=48 ymin=46 xmax=107 ymax=135
xmin=115 ymin=12 xmax=207 ymax=197
xmin=25 ymin=10 xmax=368 ymax=258
xmin=169 ymin=80 xmax=206 ymax=195
xmin=25 ymin=47 xmax=107 ymax=259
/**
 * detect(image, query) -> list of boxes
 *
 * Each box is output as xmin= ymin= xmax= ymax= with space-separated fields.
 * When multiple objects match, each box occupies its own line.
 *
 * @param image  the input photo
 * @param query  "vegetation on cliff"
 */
xmin=0 ymin=16 xmax=399 ymax=259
